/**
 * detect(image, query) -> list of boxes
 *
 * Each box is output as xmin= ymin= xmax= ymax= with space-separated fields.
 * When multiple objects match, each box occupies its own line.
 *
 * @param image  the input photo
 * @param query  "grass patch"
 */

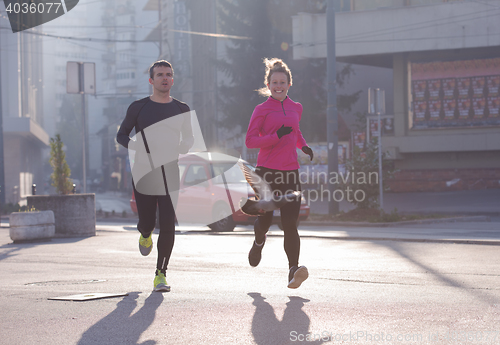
xmin=308 ymin=208 xmax=454 ymax=223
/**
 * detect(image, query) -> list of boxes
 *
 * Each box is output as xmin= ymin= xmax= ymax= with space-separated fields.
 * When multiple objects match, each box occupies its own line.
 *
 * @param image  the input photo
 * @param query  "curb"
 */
xmin=96 ymin=217 xmax=138 ymax=223
xmin=165 ymin=228 xmax=500 ymax=246
xmin=301 ymin=215 xmax=490 ymax=227
xmin=296 ymin=234 xmax=500 ymax=246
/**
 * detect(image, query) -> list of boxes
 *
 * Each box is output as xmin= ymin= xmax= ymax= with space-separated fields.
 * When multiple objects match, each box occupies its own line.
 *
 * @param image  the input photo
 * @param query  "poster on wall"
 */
xmin=413 ymin=101 xmax=428 ymax=122
xmin=472 ymin=98 xmax=486 ymax=119
xmin=412 ymin=80 xmax=427 ymax=101
xmin=353 ymin=132 xmax=366 ymax=150
xmin=442 ymin=78 xmax=456 ymax=99
xmin=338 ymin=145 xmax=347 ymax=165
xmin=488 ymin=97 xmax=500 ymax=117
xmin=487 ymin=76 xmax=500 ymax=97
xmin=472 ymin=77 xmax=486 ymax=98
xmin=411 ymin=57 xmax=500 ymax=129
xmin=457 ymin=99 xmax=471 ymax=120
xmin=383 ymin=118 xmax=394 ymax=136
xmin=367 ymin=117 xmax=395 ymax=139
xmin=443 ymin=99 xmax=456 ymax=120
xmin=457 ymin=77 xmax=471 ymax=99
xmin=429 ymin=100 xmax=442 ymax=120
xmin=428 ymin=79 xmax=441 ymax=100
xmin=369 ymin=119 xmax=379 ymax=137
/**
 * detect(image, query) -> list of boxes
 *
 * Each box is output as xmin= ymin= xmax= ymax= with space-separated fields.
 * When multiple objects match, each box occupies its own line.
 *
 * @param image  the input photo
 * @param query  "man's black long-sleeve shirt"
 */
xmin=116 ymin=96 xmax=193 ymax=153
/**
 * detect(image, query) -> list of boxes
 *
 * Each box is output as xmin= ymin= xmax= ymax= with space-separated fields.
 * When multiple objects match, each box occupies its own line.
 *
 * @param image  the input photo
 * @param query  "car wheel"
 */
xmin=277 ymin=219 xmax=300 ymax=231
xmin=208 ymin=203 xmax=235 ymax=232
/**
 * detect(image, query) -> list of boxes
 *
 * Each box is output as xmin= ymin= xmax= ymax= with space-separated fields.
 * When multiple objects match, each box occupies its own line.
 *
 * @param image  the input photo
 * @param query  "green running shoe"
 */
xmin=139 ymin=234 xmax=153 ymax=256
xmin=154 ymin=270 xmax=170 ymax=292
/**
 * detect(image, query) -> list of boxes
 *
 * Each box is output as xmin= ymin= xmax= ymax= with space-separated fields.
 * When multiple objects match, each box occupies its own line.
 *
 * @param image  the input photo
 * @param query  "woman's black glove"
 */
xmin=302 ymin=146 xmax=314 ymax=161
xmin=276 ymin=124 xmax=293 ymax=139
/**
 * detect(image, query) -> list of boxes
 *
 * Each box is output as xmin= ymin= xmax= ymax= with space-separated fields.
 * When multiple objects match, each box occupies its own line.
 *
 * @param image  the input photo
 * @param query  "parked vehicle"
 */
xmin=130 ymin=153 xmax=310 ymax=231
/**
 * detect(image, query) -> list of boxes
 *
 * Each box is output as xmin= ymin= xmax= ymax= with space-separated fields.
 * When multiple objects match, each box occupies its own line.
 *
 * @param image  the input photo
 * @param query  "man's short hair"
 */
xmin=149 ymin=60 xmax=174 ymax=79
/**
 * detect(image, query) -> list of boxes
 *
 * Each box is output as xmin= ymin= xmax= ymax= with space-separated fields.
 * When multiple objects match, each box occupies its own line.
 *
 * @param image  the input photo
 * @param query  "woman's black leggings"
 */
xmin=254 ymin=167 xmax=302 ymax=268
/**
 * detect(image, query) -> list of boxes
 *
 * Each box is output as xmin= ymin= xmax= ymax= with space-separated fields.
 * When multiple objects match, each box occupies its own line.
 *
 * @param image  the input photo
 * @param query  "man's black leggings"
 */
xmin=133 ymin=167 xmax=179 ymax=273
xmin=253 ymin=166 xmax=301 ymax=268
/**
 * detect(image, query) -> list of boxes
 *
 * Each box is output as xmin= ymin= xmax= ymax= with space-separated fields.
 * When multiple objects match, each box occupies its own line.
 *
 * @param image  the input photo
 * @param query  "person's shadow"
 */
xmin=77 ymin=292 xmax=163 ymax=345
xmin=248 ymin=292 xmax=324 ymax=345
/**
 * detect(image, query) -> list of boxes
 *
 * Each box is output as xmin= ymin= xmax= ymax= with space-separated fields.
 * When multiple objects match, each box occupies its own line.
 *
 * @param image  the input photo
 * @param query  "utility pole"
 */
xmin=158 ymin=0 xmax=162 ymax=58
xmin=67 ymin=62 xmax=95 ymax=194
xmin=327 ymin=0 xmax=339 ymax=215
xmin=79 ymin=65 xmax=87 ymax=194
xmin=368 ymin=88 xmax=386 ymax=213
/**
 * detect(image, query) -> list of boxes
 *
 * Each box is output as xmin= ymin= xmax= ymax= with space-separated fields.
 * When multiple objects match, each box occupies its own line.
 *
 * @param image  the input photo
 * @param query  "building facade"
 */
xmin=144 ymin=0 xmax=221 ymax=150
xmin=293 ymin=0 xmax=500 ymax=192
xmin=0 ymin=6 xmax=49 ymax=204
xmin=98 ymin=0 xmax=158 ymax=192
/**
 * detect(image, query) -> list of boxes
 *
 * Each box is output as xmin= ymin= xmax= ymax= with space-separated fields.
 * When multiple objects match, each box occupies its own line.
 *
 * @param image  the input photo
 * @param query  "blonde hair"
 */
xmin=256 ymin=58 xmax=293 ymax=97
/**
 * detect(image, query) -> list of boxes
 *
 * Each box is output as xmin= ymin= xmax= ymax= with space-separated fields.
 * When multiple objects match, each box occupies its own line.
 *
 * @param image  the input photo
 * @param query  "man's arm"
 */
xmin=179 ymin=106 xmax=194 ymax=154
xmin=117 ymin=102 xmax=142 ymax=148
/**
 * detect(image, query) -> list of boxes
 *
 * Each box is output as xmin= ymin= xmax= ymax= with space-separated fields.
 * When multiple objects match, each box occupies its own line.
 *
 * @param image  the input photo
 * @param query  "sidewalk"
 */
xmin=308 ymin=188 xmax=500 ymax=216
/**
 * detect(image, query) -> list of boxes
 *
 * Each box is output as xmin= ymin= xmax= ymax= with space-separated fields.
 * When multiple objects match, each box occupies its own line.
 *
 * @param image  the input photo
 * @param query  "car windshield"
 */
xmin=211 ymin=162 xmax=253 ymax=184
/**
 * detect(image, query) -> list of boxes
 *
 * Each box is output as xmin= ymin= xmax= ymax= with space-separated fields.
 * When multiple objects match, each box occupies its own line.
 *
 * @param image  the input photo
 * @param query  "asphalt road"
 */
xmin=1 ymin=222 xmax=499 ymax=345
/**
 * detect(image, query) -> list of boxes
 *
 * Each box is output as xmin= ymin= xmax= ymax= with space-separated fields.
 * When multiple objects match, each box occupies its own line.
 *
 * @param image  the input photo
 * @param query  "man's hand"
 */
xmin=127 ymin=138 xmax=137 ymax=151
xmin=301 ymin=146 xmax=314 ymax=161
xmin=277 ymin=124 xmax=293 ymax=139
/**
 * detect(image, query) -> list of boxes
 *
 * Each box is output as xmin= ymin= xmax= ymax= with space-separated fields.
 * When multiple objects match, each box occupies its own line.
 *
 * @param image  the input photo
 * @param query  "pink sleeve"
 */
xmin=245 ymin=106 xmax=280 ymax=149
xmin=296 ymin=103 xmax=307 ymax=149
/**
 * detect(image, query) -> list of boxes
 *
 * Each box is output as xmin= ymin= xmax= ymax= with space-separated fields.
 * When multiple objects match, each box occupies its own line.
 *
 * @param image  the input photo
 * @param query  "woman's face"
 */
xmin=267 ymin=72 xmax=290 ymax=102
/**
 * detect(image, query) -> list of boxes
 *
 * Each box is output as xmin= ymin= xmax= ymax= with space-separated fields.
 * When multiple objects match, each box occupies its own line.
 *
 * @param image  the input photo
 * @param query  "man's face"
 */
xmin=149 ymin=66 xmax=174 ymax=93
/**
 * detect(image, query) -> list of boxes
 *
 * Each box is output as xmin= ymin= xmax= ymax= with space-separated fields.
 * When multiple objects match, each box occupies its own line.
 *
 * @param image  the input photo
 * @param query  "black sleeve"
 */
xmin=175 ymin=100 xmax=190 ymax=114
xmin=116 ymin=101 xmax=142 ymax=148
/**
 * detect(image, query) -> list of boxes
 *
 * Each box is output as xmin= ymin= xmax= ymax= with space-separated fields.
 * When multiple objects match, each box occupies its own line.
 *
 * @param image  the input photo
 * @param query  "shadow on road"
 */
xmin=248 ymin=292 xmax=324 ymax=345
xmin=381 ymin=241 xmax=500 ymax=306
xmin=0 ymin=247 xmax=20 ymax=262
xmin=0 ymin=236 xmax=90 ymax=263
xmin=77 ymin=291 xmax=163 ymax=345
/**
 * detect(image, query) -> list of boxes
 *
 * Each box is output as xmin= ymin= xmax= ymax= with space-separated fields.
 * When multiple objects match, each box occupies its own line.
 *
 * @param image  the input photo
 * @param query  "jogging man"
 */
xmin=117 ymin=60 xmax=193 ymax=292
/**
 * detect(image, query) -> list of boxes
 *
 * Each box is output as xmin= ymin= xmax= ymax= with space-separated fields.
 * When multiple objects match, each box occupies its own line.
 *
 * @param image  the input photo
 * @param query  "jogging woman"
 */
xmin=245 ymin=58 xmax=314 ymax=289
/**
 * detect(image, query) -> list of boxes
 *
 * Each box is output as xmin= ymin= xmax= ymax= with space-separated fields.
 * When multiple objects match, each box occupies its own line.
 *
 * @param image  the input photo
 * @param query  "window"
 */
xmin=210 ymin=162 xmax=249 ymax=184
xmin=184 ymin=164 xmax=209 ymax=187
xmin=179 ymin=164 xmax=186 ymax=181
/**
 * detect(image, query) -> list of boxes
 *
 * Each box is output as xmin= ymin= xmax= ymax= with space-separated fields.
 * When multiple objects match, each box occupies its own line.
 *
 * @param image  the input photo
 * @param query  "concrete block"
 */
xmin=27 ymin=194 xmax=96 ymax=237
xmin=9 ymin=211 xmax=55 ymax=242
